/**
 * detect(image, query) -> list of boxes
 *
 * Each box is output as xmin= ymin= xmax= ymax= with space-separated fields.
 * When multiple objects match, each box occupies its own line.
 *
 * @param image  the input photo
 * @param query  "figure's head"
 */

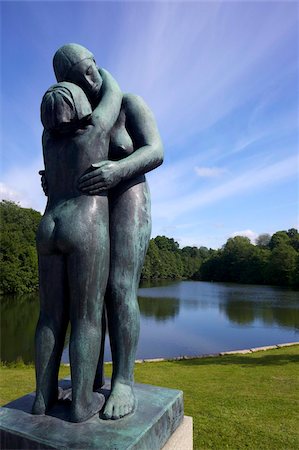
xmin=53 ymin=44 xmax=102 ymax=106
xmin=41 ymin=81 xmax=92 ymax=134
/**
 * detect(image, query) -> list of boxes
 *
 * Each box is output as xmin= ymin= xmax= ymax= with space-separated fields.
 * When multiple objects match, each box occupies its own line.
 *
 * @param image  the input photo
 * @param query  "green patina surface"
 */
xmin=0 ymin=380 xmax=183 ymax=450
xmin=34 ymin=43 xmax=164 ymax=422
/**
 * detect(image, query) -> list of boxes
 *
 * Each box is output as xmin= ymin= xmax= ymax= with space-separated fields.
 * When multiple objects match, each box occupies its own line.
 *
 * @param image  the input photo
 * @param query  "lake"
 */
xmin=1 ymin=281 xmax=298 ymax=364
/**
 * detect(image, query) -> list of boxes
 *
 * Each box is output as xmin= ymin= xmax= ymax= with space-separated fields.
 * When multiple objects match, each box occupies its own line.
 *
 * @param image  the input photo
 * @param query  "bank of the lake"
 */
xmin=1 ymin=345 xmax=299 ymax=449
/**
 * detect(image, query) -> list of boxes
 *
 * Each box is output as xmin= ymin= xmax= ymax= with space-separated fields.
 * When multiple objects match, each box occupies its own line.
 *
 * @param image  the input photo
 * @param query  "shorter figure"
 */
xmin=33 ymin=71 xmax=121 ymax=422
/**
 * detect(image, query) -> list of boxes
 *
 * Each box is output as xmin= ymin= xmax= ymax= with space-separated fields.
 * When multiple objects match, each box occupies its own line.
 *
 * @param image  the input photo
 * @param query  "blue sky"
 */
xmin=1 ymin=0 xmax=298 ymax=249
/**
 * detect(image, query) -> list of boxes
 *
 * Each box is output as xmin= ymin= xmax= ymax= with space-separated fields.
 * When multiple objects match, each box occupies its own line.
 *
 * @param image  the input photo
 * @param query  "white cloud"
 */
xmin=105 ymin=1 xmax=297 ymax=146
xmin=231 ymin=229 xmax=258 ymax=243
xmin=0 ymin=183 xmax=26 ymax=206
xmin=152 ymin=153 xmax=299 ymax=221
xmin=1 ymin=158 xmax=46 ymax=213
xmin=195 ymin=166 xmax=227 ymax=177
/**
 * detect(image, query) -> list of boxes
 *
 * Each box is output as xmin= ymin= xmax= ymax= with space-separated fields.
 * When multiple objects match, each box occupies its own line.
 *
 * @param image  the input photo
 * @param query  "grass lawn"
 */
xmin=1 ymin=345 xmax=298 ymax=449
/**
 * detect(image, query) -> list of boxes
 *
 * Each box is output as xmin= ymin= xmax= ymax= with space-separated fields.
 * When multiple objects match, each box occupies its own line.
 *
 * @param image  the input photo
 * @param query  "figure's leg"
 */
xmin=68 ymin=233 xmax=109 ymax=423
xmin=103 ymin=181 xmax=151 ymax=420
xmin=32 ymin=254 xmax=68 ymax=414
xmin=93 ymin=307 xmax=106 ymax=391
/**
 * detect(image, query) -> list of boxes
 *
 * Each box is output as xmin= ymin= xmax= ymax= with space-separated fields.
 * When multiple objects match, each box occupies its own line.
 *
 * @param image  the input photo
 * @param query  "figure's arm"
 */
xmin=116 ymin=94 xmax=164 ymax=179
xmin=91 ymin=68 xmax=122 ymax=132
xmin=79 ymin=94 xmax=163 ymax=193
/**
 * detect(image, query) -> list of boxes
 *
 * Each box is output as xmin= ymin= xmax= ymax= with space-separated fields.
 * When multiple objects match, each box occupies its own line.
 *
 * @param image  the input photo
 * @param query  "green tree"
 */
xmin=141 ymin=240 xmax=163 ymax=279
xmin=256 ymin=233 xmax=271 ymax=248
xmin=269 ymin=231 xmax=290 ymax=250
xmin=267 ymin=244 xmax=298 ymax=286
xmin=222 ymin=236 xmax=254 ymax=283
xmin=0 ymin=201 xmax=41 ymax=294
xmin=198 ymin=246 xmax=210 ymax=260
xmin=287 ymin=228 xmax=299 ymax=251
xmin=199 ymin=250 xmax=226 ymax=282
xmin=154 ymin=236 xmax=180 ymax=252
xmin=249 ymin=247 xmax=270 ymax=284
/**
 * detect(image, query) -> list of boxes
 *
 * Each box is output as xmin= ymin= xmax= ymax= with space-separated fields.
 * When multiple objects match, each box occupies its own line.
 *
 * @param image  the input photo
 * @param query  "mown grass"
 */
xmin=1 ymin=345 xmax=299 ymax=449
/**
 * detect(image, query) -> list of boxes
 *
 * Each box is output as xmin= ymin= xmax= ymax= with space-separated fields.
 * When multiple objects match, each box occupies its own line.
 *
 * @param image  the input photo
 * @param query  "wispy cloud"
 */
xmin=152 ymin=154 xmax=298 ymax=221
xmin=1 ymin=1 xmax=297 ymax=251
xmin=195 ymin=166 xmax=227 ymax=177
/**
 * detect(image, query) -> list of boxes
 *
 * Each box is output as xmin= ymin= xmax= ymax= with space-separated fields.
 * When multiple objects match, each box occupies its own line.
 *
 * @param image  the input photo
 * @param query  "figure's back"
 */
xmin=43 ymin=124 xmax=110 ymax=207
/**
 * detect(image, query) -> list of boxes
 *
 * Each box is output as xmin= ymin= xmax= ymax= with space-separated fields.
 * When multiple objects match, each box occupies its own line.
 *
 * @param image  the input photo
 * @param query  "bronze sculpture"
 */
xmin=33 ymin=44 xmax=163 ymax=422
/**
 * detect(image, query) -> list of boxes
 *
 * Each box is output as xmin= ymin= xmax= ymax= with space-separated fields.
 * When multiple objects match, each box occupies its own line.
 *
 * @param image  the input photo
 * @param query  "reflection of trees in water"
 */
xmin=138 ymin=296 xmax=180 ymax=322
xmin=220 ymin=300 xmax=255 ymax=325
xmin=1 ymin=294 xmax=39 ymax=363
xmin=260 ymin=307 xmax=299 ymax=329
xmin=220 ymin=291 xmax=299 ymax=330
xmin=1 ymin=294 xmax=70 ymax=363
xmin=139 ymin=279 xmax=178 ymax=289
xmin=2 ymin=284 xmax=298 ymax=363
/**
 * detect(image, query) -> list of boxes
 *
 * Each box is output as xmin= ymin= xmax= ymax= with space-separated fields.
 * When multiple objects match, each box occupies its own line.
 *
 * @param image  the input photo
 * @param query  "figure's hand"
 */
xmin=39 ymin=170 xmax=48 ymax=197
xmin=78 ymin=161 xmax=123 ymax=194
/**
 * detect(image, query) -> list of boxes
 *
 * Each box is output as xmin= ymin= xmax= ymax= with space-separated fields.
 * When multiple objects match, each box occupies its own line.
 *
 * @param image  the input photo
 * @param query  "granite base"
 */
xmin=162 ymin=416 xmax=193 ymax=450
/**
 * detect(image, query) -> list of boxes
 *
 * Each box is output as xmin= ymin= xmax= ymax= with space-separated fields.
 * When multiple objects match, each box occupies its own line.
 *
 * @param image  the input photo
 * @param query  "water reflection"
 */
xmin=221 ymin=300 xmax=256 ymax=325
xmin=139 ymin=281 xmax=299 ymax=330
xmin=220 ymin=298 xmax=299 ymax=329
xmin=138 ymin=296 xmax=180 ymax=321
xmin=1 ymin=293 xmax=39 ymax=363
xmin=0 ymin=294 xmax=71 ymax=364
xmin=1 ymin=281 xmax=298 ymax=363
xmin=218 ymin=285 xmax=299 ymax=330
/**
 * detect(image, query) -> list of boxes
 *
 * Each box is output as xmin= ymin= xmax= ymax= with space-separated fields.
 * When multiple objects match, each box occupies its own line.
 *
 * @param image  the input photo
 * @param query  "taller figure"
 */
xmin=35 ymin=44 xmax=163 ymax=422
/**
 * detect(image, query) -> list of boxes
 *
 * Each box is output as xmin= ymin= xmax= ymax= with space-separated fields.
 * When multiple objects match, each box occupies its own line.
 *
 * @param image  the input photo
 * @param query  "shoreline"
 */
xmin=1 ymin=342 xmax=297 ymax=368
xmin=59 ymin=341 xmax=299 ymax=366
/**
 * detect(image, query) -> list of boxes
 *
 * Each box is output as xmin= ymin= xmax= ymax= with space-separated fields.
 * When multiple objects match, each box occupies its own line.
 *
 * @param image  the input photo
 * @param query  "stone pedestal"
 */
xmin=0 ymin=379 xmax=188 ymax=449
xmin=162 ymin=416 xmax=193 ymax=450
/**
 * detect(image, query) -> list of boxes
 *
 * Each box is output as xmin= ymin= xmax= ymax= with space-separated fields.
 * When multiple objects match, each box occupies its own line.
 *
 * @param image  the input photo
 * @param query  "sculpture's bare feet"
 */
xmin=70 ymin=392 xmax=105 ymax=423
xmin=32 ymin=390 xmax=59 ymax=415
xmin=32 ymin=394 xmax=46 ymax=415
xmin=102 ymin=381 xmax=136 ymax=420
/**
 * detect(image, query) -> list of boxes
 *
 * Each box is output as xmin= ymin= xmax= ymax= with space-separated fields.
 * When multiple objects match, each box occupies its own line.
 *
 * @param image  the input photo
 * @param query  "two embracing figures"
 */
xmin=32 ymin=44 xmax=163 ymax=423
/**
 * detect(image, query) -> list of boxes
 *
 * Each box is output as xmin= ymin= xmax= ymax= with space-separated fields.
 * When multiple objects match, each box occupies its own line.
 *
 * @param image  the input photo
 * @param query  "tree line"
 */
xmin=1 ymin=200 xmax=298 ymax=294
xmin=141 ymin=230 xmax=299 ymax=287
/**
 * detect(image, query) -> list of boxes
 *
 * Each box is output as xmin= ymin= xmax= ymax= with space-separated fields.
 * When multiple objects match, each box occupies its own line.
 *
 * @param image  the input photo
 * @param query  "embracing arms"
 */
xmin=92 ymin=68 xmax=122 ymax=133
xmin=78 ymin=94 xmax=163 ymax=193
xmin=39 ymin=76 xmax=163 ymax=195
xmin=39 ymin=68 xmax=122 ymax=195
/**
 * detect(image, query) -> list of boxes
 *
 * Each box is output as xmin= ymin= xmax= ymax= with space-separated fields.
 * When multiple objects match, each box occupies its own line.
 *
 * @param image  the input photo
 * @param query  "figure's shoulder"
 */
xmin=123 ymin=93 xmax=148 ymax=110
xmin=122 ymin=93 xmax=152 ymax=118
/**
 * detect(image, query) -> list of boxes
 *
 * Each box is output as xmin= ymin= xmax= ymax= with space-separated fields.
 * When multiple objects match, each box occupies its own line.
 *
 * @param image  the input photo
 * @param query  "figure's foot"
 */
xmin=70 ymin=392 xmax=105 ymax=423
xmin=102 ymin=381 xmax=136 ymax=420
xmin=32 ymin=394 xmax=46 ymax=415
xmin=32 ymin=391 xmax=58 ymax=415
